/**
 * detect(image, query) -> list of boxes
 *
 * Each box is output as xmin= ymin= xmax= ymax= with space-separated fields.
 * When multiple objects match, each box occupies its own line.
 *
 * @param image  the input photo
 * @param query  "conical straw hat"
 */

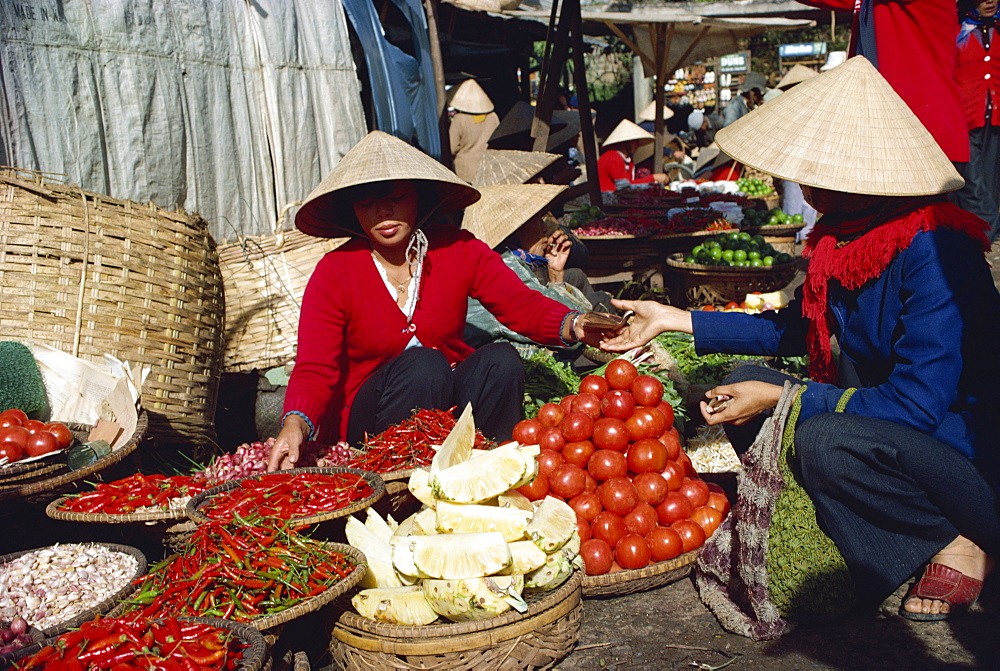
xmin=473 ymin=149 xmax=561 ymax=186
xmin=639 ymin=101 xmax=675 ymax=122
xmin=714 ymin=56 xmax=964 ymax=196
xmin=602 ymin=119 xmax=654 ymax=149
xmin=549 ymin=110 xmax=582 ymax=149
xmin=776 ymin=64 xmax=818 ymax=90
xmin=693 ymin=143 xmax=733 ymax=174
xmin=296 ymin=131 xmax=481 ymax=238
xmin=449 ymin=79 xmax=495 ymax=115
xmin=461 ymin=183 xmax=568 ymax=250
xmin=490 ymin=101 xmax=572 ymax=152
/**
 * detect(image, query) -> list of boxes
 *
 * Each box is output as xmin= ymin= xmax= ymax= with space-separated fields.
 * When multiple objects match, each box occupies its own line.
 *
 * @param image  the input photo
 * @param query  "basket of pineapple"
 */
xmin=332 ymin=411 xmax=583 ymax=670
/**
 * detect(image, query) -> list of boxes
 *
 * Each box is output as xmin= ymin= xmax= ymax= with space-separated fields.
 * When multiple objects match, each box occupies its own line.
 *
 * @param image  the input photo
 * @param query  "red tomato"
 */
xmin=580 ymin=538 xmax=614 ymax=575
xmin=646 ymin=525 xmax=683 ymax=562
xmin=655 ymin=401 xmax=676 ymax=427
xmin=0 ymin=440 xmax=24 ymax=463
xmin=0 ymin=426 xmax=30 ymax=449
xmin=655 ymin=491 xmax=693 ymax=525
xmin=44 ymin=423 xmax=74 ymax=451
xmin=22 ymin=419 xmax=46 ymax=435
xmin=706 ymin=491 xmax=732 ymax=517
xmin=536 ymin=403 xmax=567 ymax=428
xmin=645 ymin=407 xmax=668 ymax=437
xmin=632 ymin=472 xmax=669 ymax=506
xmin=538 ymin=426 xmax=567 ymax=452
xmin=661 ymin=461 xmax=684 ymax=491
xmin=569 ymin=492 xmax=603 ymax=522
xmin=536 ymin=449 xmax=564 ymax=477
xmin=597 ymin=477 xmax=639 ymax=516
xmin=677 ymin=450 xmax=698 ymax=478
xmin=626 ymin=438 xmax=668 ymax=474
xmin=579 ymin=375 xmax=610 ymax=399
xmin=605 ymin=359 xmax=639 ymax=390
xmin=600 ymin=390 xmax=636 ymax=421
xmin=591 ymin=511 xmax=627 ymax=548
xmin=625 ymin=407 xmax=659 ymax=442
xmin=623 ymin=502 xmax=657 ymax=536
xmin=563 ymin=440 xmax=596 ymax=469
xmin=577 ymin=518 xmax=592 ymax=543
xmin=630 ymin=375 xmax=664 ymax=407
xmin=0 ymin=415 xmax=22 ymax=429
xmin=679 ymin=478 xmax=710 ymax=508
xmin=512 ymin=419 xmax=543 ymax=445
xmin=615 ymin=533 xmax=651 ymax=570
xmin=587 ymin=449 xmax=628 ymax=481
xmin=671 ymin=519 xmax=707 ymax=553
xmin=725 ymin=301 xmax=741 ymax=310
xmin=706 ymin=481 xmax=727 ymax=494
xmin=25 ymin=431 xmax=58 ymax=458
xmin=700 ymin=305 xmax=716 ymax=311
xmin=0 ymin=408 xmax=28 ymax=424
xmin=690 ymin=505 xmax=724 ymax=537
xmin=571 ymin=393 xmax=602 ymax=420
xmin=549 ymin=464 xmax=587 ymax=499
xmin=518 ymin=473 xmax=550 ymax=501
xmin=583 ymin=471 xmax=598 ymax=493
xmin=591 ymin=417 xmax=629 ymax=452
xmin=657 ymin=430 xmax=682 ymax=461
xmin=559 ymin=395 xmax=577 ymax=414
xmin=559 ymin=413 xmax=593 ymax=443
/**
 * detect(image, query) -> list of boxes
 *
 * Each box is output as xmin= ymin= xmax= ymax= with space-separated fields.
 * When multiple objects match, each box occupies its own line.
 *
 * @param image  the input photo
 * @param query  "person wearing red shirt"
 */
xmin=267 ymin=131 xmax=612 ymax=470
xmin=597 ymin=119 xmax=668 ymax=192
xmin=953 ymin=0 xmax=1000 ymax=241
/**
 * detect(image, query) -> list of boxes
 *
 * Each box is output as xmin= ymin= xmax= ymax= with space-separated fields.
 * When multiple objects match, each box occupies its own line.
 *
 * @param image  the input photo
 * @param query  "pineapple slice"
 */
xmin=435 ymin=501 xmax=531 ymax=542
xmin=422 ymin=575 xmax=527 ymax=622
xmin=524 ymin=551 xmax=574 ymax=592
xmin=512 ymin=444 xmax=541 ymax=488
xmin=498 ymin=490 xmax=534 ymax=512
xmin=392 ymin=532 xmax=512 ymax=579
xmin=365 ymin=508 xmax=395 ymax=544
xmin=526 ymin=496 xmax=577 ymax=553
xmin=407 ymin=469 xmax=437 ymax=509
xmin=392 ymin=511 xmax=418 ymax=538
xmin=352 ymin=586 xmax=439 ymax=625
xmin=345 ymin=516 xmax=402 ymax=589
xmin=430 ymin=403 xmax=476 ymax=473
xmin=430 ymin=443 xmax=531 ymax=504
xmin=498 ymin=540 xmax=548 ymax=575
xmin=413 ymin=507 xmax=440 ymax=536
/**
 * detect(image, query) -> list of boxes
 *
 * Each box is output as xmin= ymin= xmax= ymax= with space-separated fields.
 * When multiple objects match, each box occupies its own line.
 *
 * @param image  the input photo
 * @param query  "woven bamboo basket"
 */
xmin=0 ymin=169 xmax=224 ymax=456
xmin=582 ymin=550 xmax=697 ymax=598
xmin=330 ymin=570 xmax=583 ymax=670
xmin=664 ymin=253 xmax=798 ymax=308
xmin=0 ymin=542 xmax=147 ymax=638
xmin=185 ymin=467 xmax=385 ymax=526
xmin=0 ymin=411 xmax=148 ymax=502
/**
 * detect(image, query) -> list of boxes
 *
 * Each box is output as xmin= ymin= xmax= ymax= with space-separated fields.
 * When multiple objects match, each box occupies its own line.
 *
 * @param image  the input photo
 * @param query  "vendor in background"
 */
xmin=722 ymin=73 xmax=767 ymax=127
xmin=597 ymin=119 xmax=668 ymax=192
xmin=602 ymin=57 xmax=999 ymax=622
xmin=686 ymin=109 xmax=724 ymax=149
xmin=952 ymin=0 xmax=1000 ymax=242
xmin=636 ymin=101 xmax=696 ymax=181
xmin=448 ymin=79 xmax=500 ymax=183
xmin=267 ymin=131 xmax=616 ymax=470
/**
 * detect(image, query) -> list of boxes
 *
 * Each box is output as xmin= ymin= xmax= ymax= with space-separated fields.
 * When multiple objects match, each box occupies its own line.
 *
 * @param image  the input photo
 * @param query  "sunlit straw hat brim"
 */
xmin=639 ymin=101 xmax=675 ymax=122
xmin=473 ymin=149 xmax=561 ymax=186
xmin=461 ymin=183 xmax=568 ymax=250
xmin=602 ymin=119 xmax=655 ymax=149
xmin=776 ymin=64 xmax=818 ymax=90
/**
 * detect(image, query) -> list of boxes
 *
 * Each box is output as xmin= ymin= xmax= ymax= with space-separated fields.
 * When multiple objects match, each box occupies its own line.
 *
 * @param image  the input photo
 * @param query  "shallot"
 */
xmin=198 ymin=437 xmax=275 ymax=480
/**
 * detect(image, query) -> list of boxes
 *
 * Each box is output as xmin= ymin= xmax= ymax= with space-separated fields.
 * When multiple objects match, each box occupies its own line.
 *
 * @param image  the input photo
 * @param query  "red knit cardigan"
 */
xmin=283 ymin=226 xmax=570 ymax=442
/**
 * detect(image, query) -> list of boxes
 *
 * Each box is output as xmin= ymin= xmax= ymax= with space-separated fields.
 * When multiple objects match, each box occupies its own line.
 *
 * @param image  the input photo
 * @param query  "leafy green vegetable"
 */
xmin=522 ymin=351 xmax=580 ymax=418
xmin=653 ymin=333 xmax=809 ymax=386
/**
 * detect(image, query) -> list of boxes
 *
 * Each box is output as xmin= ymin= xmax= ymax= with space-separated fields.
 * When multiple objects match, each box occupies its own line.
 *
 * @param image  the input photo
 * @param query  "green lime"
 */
xmin=733 ymin=249 xmax=747 ymax=262
xmin=750 ymin=258 xmax=763 ymax=267
xmin=722 ymin=249 xmax=735 ymax=261
xmin=691 ymin=245 xmax=705 ymax=257
xmin=738 ymin=231 xmax=752 ymax=241
xmin=684 ymin=255 xmax=697 ymax=264
xmin=767 ymin=216 xmax=780 ymax=225
xmin=762 ymin=256 xmax=774 ymax=266
xmin=747 ymin=250 xmax=760 ymax=260
xmin=752 ymin=235 xmax=766 ymax=246
xmin=777 ymin=252 xmax=793 ymax=264
xmin=791 ymin=213 xmax=804 ymax=224
xmin=710 ymin=247 xmax=723 ymax=260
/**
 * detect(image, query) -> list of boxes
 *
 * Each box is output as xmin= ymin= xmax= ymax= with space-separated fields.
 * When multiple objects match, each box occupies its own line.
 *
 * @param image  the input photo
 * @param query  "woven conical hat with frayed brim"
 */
xmin=473 ymin=149 xmax=561 ymax=186
xmin=714 ymin=56 xmax=964 ymax=196
xmin=296 ymin=131 xmax=481 ymax=238
xmin=449 ymin=79 xmax=495 ymax=115
xmin=639 ymin=101 xmax=675 ymax=122
xmin=461 ymin=183 xmax=568 ymax=250
xmin=776 ymin=64 xmax=818 ymax=90
xmin=601 ymin=119 xmax=654 ymax=149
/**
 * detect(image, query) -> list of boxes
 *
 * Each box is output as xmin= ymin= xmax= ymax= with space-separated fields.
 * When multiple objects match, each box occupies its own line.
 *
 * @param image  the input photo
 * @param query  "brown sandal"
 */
xmin=899 ymin=562 xmax=984 ymax=622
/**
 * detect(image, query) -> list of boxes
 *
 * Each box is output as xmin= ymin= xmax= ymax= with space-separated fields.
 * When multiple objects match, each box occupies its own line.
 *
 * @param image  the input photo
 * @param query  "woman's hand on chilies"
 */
xmin=268 ymin=414 xmax=309 ymax=471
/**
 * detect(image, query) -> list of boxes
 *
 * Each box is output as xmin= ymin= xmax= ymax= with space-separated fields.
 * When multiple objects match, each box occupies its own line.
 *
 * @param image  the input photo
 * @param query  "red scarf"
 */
xmin=802 ymin=198 xmax=990 ymax=382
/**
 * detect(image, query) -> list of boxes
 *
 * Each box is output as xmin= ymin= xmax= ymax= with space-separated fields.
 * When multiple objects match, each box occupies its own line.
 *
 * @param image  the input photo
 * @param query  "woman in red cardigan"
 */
xmin=597 ymin=119 xmax=668 ymax=192
xmin=267 ymin=131 xmax=609 ymax=470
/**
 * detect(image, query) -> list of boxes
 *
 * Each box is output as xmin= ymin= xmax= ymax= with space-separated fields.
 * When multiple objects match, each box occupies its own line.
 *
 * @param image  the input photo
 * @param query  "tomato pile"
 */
xmin=512 ymin=360 xmax=731 ymax=576
xmin=0 ymin=408 xmax=74 ymax=464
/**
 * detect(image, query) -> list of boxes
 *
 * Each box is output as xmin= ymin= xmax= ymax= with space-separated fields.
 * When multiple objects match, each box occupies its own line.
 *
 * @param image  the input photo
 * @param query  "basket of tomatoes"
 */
xmin=511 ymin=359 xmax=731 ymax=598
xmin=0 ymin=408 xmax=77 ymax=477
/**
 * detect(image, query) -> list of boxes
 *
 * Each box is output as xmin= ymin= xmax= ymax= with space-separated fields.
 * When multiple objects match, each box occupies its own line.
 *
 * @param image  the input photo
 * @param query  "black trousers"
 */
xmin=346 ymin=342 xmax=524 ymax=445
xmin=721 ymin=364 xmax=1000 ymax=604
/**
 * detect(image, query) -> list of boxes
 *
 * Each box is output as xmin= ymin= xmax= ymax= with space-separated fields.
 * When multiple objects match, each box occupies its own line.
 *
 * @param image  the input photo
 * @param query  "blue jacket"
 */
xmin=692 ymin=227 xmax=1000 ymax=484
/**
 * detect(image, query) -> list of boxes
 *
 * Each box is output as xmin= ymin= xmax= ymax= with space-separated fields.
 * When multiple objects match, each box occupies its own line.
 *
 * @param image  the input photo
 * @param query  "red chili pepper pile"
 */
xmin=15 ymin=617 xmax=246 ymax=670
xmin=197 ymin=472 xmax=372 ymax=522
xmin=667 ymin=208 xmax=734 ymax=234
xmin=58 ymin=474 xmax=216 ymax=514
xmin=346 ymin=407 xmax=494 ymax=473
xmin=125 ymin=518 xmax=356 ymax=623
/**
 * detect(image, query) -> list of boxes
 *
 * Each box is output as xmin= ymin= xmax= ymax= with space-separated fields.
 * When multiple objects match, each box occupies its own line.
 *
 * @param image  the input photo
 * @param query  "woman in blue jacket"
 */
xmin=603 ymin=57 xmax=999 ymax=622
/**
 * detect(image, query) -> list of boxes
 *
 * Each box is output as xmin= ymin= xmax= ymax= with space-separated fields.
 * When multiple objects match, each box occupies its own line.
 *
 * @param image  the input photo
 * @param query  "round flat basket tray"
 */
xmin=185 ymin=467 xmax=384 ymax=526
xmin=0 ymin=542 xmax=147 ymax=638
xmin=0 ymin=411 xmax=148 ymax=502
xmin=582 ymin=549 xmax=697 ymax=598
xmin=665 ymin=253 xmax=798 ymax=307
xmin=331 ymin=571 xmax=582 ymax=670
xmin=44 ymin=482 xmax=208 ymax=524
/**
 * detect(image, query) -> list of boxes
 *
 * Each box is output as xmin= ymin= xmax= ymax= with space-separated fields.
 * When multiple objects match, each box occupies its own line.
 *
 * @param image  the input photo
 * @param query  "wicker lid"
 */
xmin=296 ymin=131 xmax=481 ymax=238
xmin=713 ymin=56 xmax=965 ymax=196
xmin=473 ymin=149 xmax=561 ymax=186
xmin=461 ymin=183 xmax=567 ymax=249
xmin=602 ymin=119 xmax=654 ymax=149
xmin=639 ymin=101 xmax=675 ymax=122
xmin=449 ymin=79 xmax=494 ymax=115
xmin=776 ymin=64 xmax=818 ymax=90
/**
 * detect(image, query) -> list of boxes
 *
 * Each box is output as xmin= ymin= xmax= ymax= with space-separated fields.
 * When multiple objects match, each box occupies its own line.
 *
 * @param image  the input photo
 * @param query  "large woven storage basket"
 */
xmin=0 ymin=170 xmax=224 ymax=456
xmin=218 ymin=207 xmax=348 ymax=373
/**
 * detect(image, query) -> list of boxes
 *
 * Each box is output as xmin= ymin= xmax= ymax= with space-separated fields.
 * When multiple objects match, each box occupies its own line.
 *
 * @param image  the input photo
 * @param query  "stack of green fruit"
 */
xmin=682 ymin=231 xmax=794 ymax=268
xmin=743 ymin=207 xmax=805 ymax=227
xmin=734 ymin=177 xmax=773 ymax=197
xmin=568 ymin=205 xmax=603 ymax=229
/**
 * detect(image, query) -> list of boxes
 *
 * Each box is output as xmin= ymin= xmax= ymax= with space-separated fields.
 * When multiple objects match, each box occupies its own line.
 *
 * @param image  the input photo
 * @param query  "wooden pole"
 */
xmin=568 ymin=0 xmax=601 ymax=206
xmin=533 ymin=0 xmax=572 ymax=151
xmin=422 ymin=0 xmax=450 ymax=163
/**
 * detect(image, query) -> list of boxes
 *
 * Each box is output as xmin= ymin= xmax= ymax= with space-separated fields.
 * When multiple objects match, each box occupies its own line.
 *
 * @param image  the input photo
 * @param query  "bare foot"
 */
xmin=902 ymin=536 xmax=993 ymax=616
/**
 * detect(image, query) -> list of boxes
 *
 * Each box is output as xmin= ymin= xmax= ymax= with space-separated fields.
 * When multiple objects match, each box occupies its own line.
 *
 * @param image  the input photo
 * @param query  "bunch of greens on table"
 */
xmin=522 ymin=351 xmax=580 ymax=419
xmin=654 ymin=332 xmax=809 ymax=386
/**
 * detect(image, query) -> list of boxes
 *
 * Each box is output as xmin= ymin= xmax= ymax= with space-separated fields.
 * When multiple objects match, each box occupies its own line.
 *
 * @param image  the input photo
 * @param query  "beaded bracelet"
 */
xmin=559 ymin=310 xmax=582 ymax=347
xmin=281 ymin=410 xmax=316 ymax=441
